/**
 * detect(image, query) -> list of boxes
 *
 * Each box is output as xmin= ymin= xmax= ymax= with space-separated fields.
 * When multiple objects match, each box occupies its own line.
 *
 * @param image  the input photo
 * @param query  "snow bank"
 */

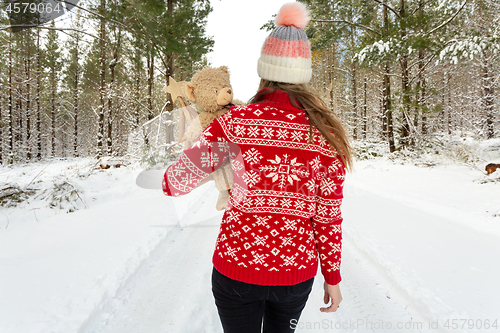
xmin=0 ymin=159 xmax=214 ymax=333
xmin=342 ymin=155 xmax=500 ymax=330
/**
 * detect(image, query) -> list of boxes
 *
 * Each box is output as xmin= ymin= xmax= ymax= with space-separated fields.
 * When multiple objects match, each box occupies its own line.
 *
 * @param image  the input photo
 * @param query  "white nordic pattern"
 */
xmin=261 ymin=127 xmax=274 ymax=138
xmin=243 ymin=170 xmax=261 ymax=188
xmin=276 ymin=128 xmax=290 ymax=140
xmin=243 ymin=148 xmax=263 ymax=165
xmin=247 ymin=126 xmax=260 ymax=137
xmin=290 ymin=131 xmax=303 ymax=141
xmin=166 ymin=100 xmax=345 ymax=283
xmin=319 ymin=177 xmax=337 ymax=196
xmin=260 ymin=154 xmax=310 ymax=189
xmin=309 ymin=156 xmax=321 ymax=172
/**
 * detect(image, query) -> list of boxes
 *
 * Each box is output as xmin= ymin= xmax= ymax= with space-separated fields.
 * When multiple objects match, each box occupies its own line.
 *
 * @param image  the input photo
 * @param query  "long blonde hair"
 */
xmin=249 ymin=79 xmax=353 ymax=171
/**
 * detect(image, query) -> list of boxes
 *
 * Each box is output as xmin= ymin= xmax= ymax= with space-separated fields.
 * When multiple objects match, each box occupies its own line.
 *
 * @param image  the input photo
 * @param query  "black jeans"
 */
xmin=211 ymin=267 xmax=314 ymax=333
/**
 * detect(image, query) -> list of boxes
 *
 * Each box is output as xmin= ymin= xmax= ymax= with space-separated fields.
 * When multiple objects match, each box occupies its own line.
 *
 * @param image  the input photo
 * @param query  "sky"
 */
xmin=205 ymin=0 xmax=294 ymax=102
xmin=46 ymin=0 xmax=291 ymax=102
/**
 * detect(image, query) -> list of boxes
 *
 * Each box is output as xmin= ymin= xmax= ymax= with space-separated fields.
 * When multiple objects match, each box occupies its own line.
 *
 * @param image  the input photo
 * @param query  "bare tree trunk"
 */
xmin=329 ymin=44 xmax=336 ymax=111
xmin=416 ymin=1 xmax=427 ymax=138
xmin=97 ymin=0 xmax=106 ymax=158
xmin=36 ymin=28 xmax=42 ymax=160
xmin=363 ymin=76 xmax=367 ymax=140
xmin=447 ymin=72 xmax=452 ymax=135
xmin=17 ymin=74 xmax=23 ymax=159
xmin=134 ymin=50 xmax=141 ymax=128
xmin=350 ymin=26 xmax=357 ymax=140
xmin=382 ymin=1 xmax=395 ymax=152
xmin=8 ymin=30 xmax=14 ymax=161
xmin=477 ymin=3 xmax=495 ymax=138
xmin=26 ymin=33 xmax=32 ymax=160
xmin=147 ymin=47 xmax=154 ymax=121
xmin=481 ymin=61 xmax=495 ymax=138
xmin=399 ymin=0 xmax=411 ymax=147
xmin=163 ymin=0 xmax=175 ymax=153
xmin=384 ymin=65 xmax=395 ymax=152
xmin=419 ymin=51 xmax=428 ymax=136
xmin=441 ymin=73 xmax=446 ymax=132
xmin=351 ymin=59 xmax=357 ymax=140
xmin=51 ymin=64 xmax=56 ymax=157
xmin=107 ymin=28 xmax=121 ymax=156
xmin=74 ymin=34 xmax=80 ymax=157
xmin=107 ymin=63 xmax=115 ymax=155
xmin=381 ymin=80 xmax=387 ymax=138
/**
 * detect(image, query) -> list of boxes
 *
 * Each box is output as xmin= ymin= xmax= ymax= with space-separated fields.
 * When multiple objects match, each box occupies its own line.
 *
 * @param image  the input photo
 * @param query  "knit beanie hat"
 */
xmin=257 ymin=2 xmax=312 ymax=84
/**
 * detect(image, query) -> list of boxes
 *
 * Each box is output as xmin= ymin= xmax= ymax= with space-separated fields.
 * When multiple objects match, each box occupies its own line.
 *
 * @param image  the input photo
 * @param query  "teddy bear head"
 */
xmin=184 ymin=66 xmax=234 ymax=113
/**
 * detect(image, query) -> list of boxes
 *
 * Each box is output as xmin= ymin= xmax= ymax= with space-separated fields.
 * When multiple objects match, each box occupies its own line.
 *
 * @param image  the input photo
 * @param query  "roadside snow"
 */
xmin=0 ymin=159 xmax=216 ymax=333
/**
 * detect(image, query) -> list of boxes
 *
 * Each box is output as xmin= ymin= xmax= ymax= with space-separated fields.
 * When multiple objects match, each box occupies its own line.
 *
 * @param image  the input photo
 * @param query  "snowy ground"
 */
xmin=1 ymin=139 xmax=500 ymax=333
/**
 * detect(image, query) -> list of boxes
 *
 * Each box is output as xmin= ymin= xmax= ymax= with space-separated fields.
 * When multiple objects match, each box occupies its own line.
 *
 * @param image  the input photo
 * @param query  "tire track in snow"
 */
xmin=82 ymin=219 xmax=425 ymax=333
xmin=339 ymin=182 xmax=500 ymax=333
xmin=81 ymin=219 xmax=222 ymax=333
xmin=79 ymin=183 xmax=223 ymax=333
xmin=294 ymin=237 xmax=427 ymax=333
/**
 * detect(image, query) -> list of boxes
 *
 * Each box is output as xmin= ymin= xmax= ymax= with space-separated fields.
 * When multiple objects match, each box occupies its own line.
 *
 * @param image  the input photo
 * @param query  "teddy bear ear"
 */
xmin=184 ymin=82 xmax=197 ymax=103
xmin=219 ymin=66 xmax=230 ymax=75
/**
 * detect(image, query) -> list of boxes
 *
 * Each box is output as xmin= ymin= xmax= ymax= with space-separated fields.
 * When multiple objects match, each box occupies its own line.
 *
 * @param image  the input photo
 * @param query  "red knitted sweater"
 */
xmin=163 ymin=89 xmax=345 ymax=286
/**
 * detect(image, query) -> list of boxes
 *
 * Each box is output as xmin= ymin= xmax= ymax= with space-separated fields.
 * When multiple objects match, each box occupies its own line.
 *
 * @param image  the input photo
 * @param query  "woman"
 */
xmin=163 ymin=3 xmax=353 ymax=332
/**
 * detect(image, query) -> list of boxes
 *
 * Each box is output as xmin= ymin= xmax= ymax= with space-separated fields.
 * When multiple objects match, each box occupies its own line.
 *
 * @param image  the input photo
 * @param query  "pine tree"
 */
xmin=33 ymin=27 xmax=43 ymax=160
xmin=43 ymin=21 xmax=62 ymax=158
xmin=1 ymin=0 xmax=216 ymax=162
xmin=63 ymin=11 xmax=86 ymax=157
xmin=123 ymin=0 xmax=214 ymax=151
xmin=305 ymin=0 xmax=472 ymax=149
xmin=0 ymin=13 xmax=8 ymax=164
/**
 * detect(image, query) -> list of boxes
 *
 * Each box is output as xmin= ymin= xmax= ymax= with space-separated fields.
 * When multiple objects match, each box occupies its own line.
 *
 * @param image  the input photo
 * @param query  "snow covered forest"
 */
xmin=303 ymin=0 xmax=500 ymax=152
xmin=0 ymin=0 xmax=498 ymax=164
xmin=0 ymin=0 xmax=213 ymax=163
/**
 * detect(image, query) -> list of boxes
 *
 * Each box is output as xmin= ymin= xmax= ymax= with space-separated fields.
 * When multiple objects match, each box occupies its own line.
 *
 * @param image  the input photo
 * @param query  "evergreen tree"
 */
xmin=43 ymin=21 xmax=62 ymax=158
xmin=438 ymin=0 xmax=500 ymax=139
xmin=63 ymin=11 xmax=86 ymax=157
xmin=304 ymin=0 xmax=473 ymax=149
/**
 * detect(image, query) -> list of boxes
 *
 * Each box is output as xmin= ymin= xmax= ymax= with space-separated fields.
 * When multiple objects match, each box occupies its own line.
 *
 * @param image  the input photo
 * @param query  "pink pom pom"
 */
xmin=275 ymin=2 xmax=310 ymax=29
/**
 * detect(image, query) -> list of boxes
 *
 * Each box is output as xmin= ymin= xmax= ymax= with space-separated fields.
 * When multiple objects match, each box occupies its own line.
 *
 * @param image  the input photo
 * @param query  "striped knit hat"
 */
xmin=257 ymin=2 xmax=312 ymax=84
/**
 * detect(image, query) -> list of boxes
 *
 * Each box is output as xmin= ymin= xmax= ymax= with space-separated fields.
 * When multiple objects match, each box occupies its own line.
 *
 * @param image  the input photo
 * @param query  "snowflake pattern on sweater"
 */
xmin=163 ymin=90 xmax=345 ymax=286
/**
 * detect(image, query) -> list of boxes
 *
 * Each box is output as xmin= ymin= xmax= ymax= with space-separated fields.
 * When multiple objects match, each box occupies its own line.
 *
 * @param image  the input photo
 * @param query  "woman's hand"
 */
xmin=320 ymin=281 xmax=342 ymax=313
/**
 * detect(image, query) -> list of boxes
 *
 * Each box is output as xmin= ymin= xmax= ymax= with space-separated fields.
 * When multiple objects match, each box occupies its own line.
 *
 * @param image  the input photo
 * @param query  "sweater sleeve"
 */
xmin=311 ymin=155 xmax=346 ymax=285
xmin=162 ymin=113 xmax=234 ymax=197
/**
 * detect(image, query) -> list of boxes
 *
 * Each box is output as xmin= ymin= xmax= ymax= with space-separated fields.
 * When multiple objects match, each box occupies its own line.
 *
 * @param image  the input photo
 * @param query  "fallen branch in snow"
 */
xmin=62 ymin=181 xmax=88 ymax=210
xmin=0 ymin=184 xmax=37 ymax=208
xmin=41 ymin=180 xmax=87 ymax=212
xmin=0 ymin=211 xmax=9 ymax=229
xmin=24 ymin=160 xmax=53 ymax=189
xmin=0 ymin=185 xmax=23 ymax=200
xmin=29 ymin=208 xmax=40 ymax=223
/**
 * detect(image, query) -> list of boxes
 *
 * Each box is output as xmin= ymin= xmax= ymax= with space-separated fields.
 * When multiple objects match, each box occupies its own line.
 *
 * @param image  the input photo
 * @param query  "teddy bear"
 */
xmin=180 ymin=66 xmax=238 ymax=211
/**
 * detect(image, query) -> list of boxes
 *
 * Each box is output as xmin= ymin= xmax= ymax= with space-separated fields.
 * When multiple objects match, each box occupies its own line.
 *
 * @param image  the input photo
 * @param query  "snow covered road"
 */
xmin=82 ymin=176 xmax=500 ymax=333
xmin=80 ymin=212 xmax=424 ymax=333
xmin=2 ymin=158 xmax=499 ymax=333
